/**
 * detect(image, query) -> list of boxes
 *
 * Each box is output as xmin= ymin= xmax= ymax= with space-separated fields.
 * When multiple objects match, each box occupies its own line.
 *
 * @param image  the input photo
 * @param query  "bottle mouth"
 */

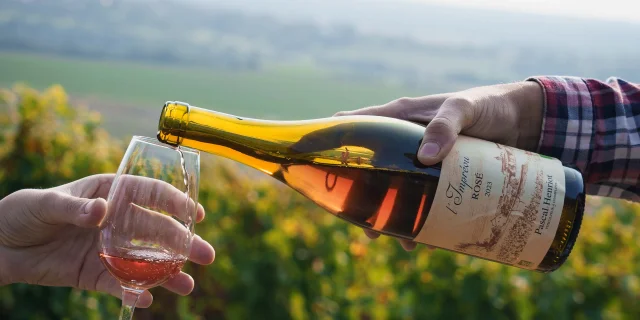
xmin=157 ymin=101 xmax=190 ymax=145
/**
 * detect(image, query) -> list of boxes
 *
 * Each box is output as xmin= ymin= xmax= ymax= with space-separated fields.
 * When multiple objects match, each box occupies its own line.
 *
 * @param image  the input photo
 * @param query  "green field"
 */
xmin=0 ymin=52 xmax=423 ymax=136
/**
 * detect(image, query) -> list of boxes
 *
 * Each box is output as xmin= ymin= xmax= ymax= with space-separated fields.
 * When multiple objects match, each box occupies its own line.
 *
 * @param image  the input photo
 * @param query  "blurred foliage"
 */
xmin=0 ymin=84 xmax=124 ymax=319
xmin=0 ymin=85 xmax=639 ymax=319
xmin=0 ymin=83 xmax=122 ymax=195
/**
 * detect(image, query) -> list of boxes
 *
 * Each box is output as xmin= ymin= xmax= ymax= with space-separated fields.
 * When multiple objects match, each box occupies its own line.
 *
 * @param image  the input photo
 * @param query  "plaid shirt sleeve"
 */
xmin=526 ymin=76 xmax=640 ymax=202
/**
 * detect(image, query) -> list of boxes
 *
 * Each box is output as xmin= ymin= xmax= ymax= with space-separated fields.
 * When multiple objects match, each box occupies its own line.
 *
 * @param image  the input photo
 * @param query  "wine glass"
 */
xmin=98 ymin=136 xmax=200 ymax=320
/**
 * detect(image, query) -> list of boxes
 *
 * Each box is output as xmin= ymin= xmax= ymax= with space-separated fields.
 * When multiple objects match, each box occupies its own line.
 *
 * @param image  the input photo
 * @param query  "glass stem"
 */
xmin=119 ymin=287 xmax=143 ymax=320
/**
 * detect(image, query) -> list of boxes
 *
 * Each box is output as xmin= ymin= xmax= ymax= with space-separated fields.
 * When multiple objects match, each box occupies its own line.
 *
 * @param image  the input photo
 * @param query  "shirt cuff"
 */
xmin=525 ymin=76 xmax=640 ymax=202
xmin=525 ymin=76 xmax=593 ymax=176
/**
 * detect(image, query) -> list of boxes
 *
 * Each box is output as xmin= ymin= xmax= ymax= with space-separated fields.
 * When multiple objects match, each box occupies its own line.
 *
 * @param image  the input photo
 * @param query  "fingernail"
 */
xmin=419 ymin=142 xmax=440 ymax=158
xmin=401 ymin=242 xmax=417 ymax=251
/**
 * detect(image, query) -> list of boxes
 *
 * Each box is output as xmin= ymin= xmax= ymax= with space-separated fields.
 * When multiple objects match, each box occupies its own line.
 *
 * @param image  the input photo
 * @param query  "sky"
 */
xmin=405 ymin=0 xmax=640 ymax=24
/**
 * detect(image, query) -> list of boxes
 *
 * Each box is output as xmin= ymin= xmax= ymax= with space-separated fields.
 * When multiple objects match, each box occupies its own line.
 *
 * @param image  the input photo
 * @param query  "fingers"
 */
xmin=78 ymin=174 xmax=206 ymax=222
xmin=96 ymin=263 xmax=198 ymax=305
xmin=334 ymin=94 xmax=450 ymax=120
xmin=334 ymin=94 xmax=475 ymax=167
xmin=334 ymin=104 xmax=406 ymax=118
xmin=137 ymin=291 xmax=154 ymax=308
xmin=160 ymin=272 xmax=195 ymax=296
xmin=363 ymin=229 xmax=380 ymax=239
xmin=78 ymin=198 xmax=108 ymax=227
xmin=96 ymin=271 xmax=154 ymax=308
xmin=416 ymin=97 xmax=474 ymax=166
xmin=98 ymin=270 xmax=198 ymax=307
xmin=101 ymin=203 xmax=215 ymax=265
xmin=27 ymin=190 xmax=108 ymax=228
xmin=363 ymin=229 xmax=416 ymax=251
xmin=362 ymin=229 xmax=436 ymax=252
xmin=196 ymin=203 xmax=206 ymax=223
xmin=399 ymin=239 xmax=418 ymax=251
xmin=67 ymin=173 xmax=116 ymax=200
xmin=110 ymin=175 xmax=201 ymax=224
xmin=189 ymin=235 xmax=216 ymax=265
xmin=102 ymin=202 xmax=192 ymax=254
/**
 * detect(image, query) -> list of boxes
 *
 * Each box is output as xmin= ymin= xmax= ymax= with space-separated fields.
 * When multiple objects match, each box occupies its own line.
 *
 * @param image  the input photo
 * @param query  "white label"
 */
xmin=414 ymin=136 xmax=565 ymax=270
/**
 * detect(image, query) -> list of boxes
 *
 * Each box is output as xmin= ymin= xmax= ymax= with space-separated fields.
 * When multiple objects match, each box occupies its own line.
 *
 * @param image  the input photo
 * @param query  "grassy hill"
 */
xmin=4 ymin=0 xmax=639 ymax=94
xmin=0 ymin=52 xmax=422 ymax=137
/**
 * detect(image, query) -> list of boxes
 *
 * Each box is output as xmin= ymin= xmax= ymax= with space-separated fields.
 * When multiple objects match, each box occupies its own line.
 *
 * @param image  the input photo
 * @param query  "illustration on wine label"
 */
xmin=415 ymin=136 xmax=565 ymax=270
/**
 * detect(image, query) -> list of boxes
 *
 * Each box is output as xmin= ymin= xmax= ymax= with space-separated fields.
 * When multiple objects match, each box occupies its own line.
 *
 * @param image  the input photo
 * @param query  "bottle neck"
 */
xmin=157 ymin=101 xmax=191 ymax=146
xmin=158 ymin=101 xmax=292 ymax=174
xmin=158 ymin=102 xmax=364 ymax=175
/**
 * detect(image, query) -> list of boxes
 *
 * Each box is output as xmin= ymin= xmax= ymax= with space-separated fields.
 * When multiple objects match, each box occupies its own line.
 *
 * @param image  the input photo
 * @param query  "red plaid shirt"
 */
xmin=527 ymin=76 xmax=640 ymax=202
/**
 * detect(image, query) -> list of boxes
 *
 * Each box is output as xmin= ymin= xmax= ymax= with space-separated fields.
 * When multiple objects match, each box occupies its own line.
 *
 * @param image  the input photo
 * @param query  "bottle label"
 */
xmin=414 ymin=136 xmax=565 ymax=270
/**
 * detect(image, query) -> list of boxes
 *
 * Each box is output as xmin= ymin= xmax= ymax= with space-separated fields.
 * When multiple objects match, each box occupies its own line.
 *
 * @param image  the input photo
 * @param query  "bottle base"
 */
xmin=535 ymin=167 xmax=586 ymax=273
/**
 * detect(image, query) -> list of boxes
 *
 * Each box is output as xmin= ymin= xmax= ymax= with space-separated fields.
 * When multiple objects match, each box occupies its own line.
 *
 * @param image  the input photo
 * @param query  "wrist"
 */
xmin=515 ymin=81 xmax=544 ymax=152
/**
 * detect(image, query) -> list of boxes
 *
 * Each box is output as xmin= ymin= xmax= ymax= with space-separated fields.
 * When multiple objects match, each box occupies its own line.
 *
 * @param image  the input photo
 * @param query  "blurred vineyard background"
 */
xmin=1 ymin=0 xmax=639 ymax=319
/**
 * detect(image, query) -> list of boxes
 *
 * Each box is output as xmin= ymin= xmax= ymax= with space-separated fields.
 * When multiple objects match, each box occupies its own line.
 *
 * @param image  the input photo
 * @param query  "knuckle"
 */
xmin=392 ymin=97 xmax=413 ymax=107
xmin=39 ymin=190 xmax=59 ymax=207
xmin=445 ymin=96 xmax=474 ymax=113
xmin=427 ymin=117 xmax=455 ymax=133
xmin=386 ymin=97 xmax=414 ymax=119
xmin=443 ymin=95 xmax=477 ymax=127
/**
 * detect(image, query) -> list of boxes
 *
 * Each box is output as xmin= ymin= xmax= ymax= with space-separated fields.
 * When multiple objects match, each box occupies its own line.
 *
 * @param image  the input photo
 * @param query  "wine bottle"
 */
xmin=156 ymin=101 xmax=585 ymax=272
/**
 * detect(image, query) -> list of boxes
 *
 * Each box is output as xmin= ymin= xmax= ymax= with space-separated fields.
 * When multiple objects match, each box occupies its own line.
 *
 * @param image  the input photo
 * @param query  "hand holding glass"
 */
xmin=98 ymin=136 xmax=200 ymax=319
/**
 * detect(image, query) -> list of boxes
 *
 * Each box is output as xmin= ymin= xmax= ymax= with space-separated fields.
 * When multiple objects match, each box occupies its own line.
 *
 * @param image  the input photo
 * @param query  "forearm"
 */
xmin=527 ymin=76 xmax=640 ymax=202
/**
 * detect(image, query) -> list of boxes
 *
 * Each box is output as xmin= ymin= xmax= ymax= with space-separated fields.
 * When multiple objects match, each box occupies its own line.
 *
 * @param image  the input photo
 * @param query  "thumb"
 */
xmin=33 ymin=191 xmax=108 ymax=228
xmin=417 ymin=98 xmax=472 ymax=165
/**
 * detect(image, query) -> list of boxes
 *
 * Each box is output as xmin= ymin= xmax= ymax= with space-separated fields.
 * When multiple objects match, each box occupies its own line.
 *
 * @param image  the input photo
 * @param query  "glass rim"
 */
xmin=131 ymin=135 xmax=200 ymax=155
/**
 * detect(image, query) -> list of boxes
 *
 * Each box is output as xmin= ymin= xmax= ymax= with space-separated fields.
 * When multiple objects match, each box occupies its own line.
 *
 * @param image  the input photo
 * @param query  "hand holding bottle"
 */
xmin=334 ymin=81 xmax=545 ymax=251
